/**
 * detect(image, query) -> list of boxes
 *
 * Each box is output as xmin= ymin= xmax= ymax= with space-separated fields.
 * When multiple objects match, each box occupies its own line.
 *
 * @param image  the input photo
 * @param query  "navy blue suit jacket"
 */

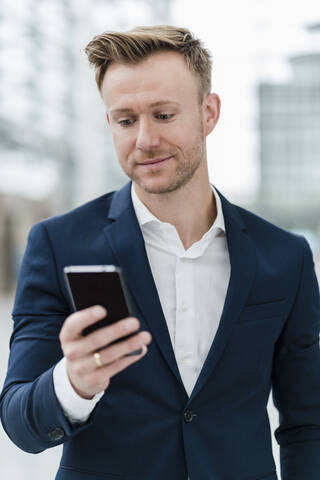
xmin=1 ymin=181 xmax=320 ymax=480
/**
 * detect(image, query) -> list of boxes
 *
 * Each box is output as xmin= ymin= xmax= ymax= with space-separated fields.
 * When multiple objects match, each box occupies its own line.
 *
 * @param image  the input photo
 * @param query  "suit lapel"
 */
xmin=188 ymin=188 xmax=257 ymax=402
xmin=103 ymin=181 xmax=184 ymax=389
xmin=103 ymin=181 xmax=257 ymax=400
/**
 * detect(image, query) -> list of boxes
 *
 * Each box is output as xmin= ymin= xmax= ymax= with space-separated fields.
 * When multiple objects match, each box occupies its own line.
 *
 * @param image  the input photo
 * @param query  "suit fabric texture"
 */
xmin=1 ymin=181 xmax=320 ymax=480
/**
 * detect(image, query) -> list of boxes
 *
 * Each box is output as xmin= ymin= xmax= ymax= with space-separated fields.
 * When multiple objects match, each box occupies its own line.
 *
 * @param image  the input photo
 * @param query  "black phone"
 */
xmin=64 ymin=265 xmax=142 ymax=356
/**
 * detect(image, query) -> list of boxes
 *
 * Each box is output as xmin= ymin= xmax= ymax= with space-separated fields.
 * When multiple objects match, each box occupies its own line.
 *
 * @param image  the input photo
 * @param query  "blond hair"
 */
xmin=85 ymin=25 xmax=212 ymax=102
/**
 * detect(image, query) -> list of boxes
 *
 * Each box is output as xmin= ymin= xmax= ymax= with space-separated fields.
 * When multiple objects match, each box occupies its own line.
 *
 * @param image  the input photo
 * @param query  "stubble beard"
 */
xmin=124 ymin=127 xmax=206 ymax=195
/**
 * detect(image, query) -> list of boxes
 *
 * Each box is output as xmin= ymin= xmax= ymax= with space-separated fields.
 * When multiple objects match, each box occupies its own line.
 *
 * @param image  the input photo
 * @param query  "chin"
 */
xmin=135 ymin=177 xmax=185 ymax=195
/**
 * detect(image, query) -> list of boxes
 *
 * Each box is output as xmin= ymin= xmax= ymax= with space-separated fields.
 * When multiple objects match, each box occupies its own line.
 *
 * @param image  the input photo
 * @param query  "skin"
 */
xmin=59 ymin=306 xmax=151 ymax=399
xmin=102 ymin=51 xmax=221 ymax=250
xmin=59 ymin=50 xmax=220 ymax=399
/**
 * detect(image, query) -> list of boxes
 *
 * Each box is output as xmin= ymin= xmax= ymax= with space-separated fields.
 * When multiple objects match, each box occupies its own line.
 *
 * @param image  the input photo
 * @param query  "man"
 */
xmin=1 ymin=25 xmax=320 ymax=480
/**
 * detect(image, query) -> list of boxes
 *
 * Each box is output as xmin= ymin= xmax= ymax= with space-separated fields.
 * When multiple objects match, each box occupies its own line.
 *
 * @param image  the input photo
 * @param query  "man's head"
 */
xmin=85 ymin=26 xmax=220 ymax=196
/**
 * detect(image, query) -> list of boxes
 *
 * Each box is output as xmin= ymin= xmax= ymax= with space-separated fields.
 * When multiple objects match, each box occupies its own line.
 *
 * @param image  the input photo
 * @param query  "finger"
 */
xmin=82 ymin=316 xmax=141 ymax=353
xmin=70 ymin=330 xmax=151 ymax=373
xmin=60 ymin=305 xmax=106 ymax=342
xmin=95 ymin=330 xmax=151 ymax=366
xmin=71 ymin=346 xmax=148 ymax=396
xmin=107 ymin=344 xmax=148 ymax=377
xmin=97 ymin=344 xmax=148 ymax=380
xmin=62 ymin=316 xmax=141 ymax=361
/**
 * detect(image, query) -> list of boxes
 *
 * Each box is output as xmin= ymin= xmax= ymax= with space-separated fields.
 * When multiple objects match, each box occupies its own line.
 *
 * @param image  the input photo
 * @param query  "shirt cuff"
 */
xmin=53 ymin=356 xmax=105 ymax=423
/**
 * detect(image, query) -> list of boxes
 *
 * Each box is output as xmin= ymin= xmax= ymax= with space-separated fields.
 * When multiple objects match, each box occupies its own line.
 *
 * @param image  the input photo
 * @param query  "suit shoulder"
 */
xmin=33 ymin=191 xmax=116 ymax=233
xmin=236 ymin=204 xmax=306 ymax=248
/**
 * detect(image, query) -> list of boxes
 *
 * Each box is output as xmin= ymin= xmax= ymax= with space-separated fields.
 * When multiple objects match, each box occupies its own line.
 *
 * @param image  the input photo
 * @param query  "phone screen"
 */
xmin=64 ymin=266 xmax=142 ymax=355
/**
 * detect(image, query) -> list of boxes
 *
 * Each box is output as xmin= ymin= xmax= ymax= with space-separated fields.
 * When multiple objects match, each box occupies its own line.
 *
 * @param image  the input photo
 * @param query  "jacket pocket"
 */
xmin=240 ymin=298 xmax=286 ymax=322
xmin=242 ymin=469 xmax=278 ymax=479
xmin=56 ymin=466 xmax=125 ymax=480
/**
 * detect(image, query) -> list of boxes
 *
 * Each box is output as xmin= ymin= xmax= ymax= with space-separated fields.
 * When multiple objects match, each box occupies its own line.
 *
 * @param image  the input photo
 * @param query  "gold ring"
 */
xmin=93 ymin=352 xmax=103 ymax=368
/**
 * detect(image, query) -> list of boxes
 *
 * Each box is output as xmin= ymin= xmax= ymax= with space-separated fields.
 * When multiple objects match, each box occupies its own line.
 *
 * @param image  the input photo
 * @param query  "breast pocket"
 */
xmin=240 ymin=298 xmax=287 ymax=323
xmin=241 ymin=470 xmax=278 ymax=480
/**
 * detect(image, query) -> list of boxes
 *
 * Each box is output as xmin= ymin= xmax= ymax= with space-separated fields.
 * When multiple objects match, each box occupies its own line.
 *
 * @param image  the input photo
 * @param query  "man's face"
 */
xmin=101 ymin=51 xmax=219 ymax=195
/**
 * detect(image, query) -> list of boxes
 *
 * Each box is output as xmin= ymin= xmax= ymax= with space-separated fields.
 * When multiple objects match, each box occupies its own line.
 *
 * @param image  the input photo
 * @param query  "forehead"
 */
xmin=101 ymin=51 xmax=199 ymax=110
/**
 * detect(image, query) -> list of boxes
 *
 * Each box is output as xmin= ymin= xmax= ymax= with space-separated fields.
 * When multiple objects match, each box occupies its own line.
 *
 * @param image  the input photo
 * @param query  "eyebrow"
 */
xmin=110 ymin=101 xmax=180 ymax=116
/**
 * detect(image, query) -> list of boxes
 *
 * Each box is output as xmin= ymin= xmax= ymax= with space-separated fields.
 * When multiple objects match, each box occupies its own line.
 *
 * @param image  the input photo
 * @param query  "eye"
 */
xmin=156 ymin=113 xmax=174 ymax=120
xmin=118 ymin=119 xmax=135 ymax=127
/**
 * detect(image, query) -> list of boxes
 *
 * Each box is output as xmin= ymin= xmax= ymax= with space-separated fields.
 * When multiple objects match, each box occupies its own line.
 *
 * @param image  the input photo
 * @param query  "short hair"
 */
xmin=84 ymin=25 xmax=212 ymax=103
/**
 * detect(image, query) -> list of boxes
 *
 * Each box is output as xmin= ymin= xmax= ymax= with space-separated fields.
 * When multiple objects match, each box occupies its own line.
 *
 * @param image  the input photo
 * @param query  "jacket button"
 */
xmin=184 ymin=410 xmax=196 ymax=423
xmin=48 ymin=427 xmax=65 ymax=441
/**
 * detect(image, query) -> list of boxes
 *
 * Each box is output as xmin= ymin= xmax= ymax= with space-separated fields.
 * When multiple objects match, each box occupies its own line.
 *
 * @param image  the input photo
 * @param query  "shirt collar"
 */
xmin=131 ymin=182 xmax=226 ymax=235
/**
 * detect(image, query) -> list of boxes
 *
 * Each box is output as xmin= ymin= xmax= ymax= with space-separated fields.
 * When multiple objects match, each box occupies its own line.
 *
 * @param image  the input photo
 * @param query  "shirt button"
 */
xmin=182 ymin=356 xmax=193 ymax=365
xmin=184 ymin=410 xmax=197 ymax=423
xmin=180 ymin=303 xmax=189 ymax=313
xmin=48 ymin=427 xmax=65 ymax=441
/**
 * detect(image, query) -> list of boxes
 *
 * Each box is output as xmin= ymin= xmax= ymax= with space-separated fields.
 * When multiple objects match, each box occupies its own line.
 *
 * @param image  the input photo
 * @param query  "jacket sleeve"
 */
xmin=272 ymin=236 xmax=320 ymax=480
xmin=0 ymin=222 xmax=99 ymax=453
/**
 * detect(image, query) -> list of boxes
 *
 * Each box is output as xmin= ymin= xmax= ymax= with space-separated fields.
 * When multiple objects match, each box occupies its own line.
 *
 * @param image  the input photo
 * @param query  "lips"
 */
xmin=138 ymin=156 xmax=172 ymax=166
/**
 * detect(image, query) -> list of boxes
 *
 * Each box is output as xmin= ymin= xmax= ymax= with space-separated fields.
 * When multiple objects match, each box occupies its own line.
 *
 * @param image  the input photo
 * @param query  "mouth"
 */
xmin=138 ymin=156 xmax=173 ymax=166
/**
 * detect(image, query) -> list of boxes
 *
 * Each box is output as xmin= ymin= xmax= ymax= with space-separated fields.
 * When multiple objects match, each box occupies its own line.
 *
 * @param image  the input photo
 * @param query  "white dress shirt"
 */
xmin=53 ymin=183 xmax=230 ymax=424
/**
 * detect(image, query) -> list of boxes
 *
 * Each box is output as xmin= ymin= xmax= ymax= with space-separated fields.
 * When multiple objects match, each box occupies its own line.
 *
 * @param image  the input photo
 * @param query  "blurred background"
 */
xmin=0 ymin=0 xmax=319 ymax=478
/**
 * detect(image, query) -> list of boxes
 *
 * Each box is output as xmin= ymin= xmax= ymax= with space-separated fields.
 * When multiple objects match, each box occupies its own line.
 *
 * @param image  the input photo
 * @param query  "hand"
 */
xmin=59 ymin=305 xmax=152 ymax=399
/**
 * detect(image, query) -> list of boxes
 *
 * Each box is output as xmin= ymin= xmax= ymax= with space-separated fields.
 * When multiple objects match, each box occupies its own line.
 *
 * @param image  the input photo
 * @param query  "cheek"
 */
xmin=172 ymin=116 xmax=202 ymax=143
xmin=162 ymin=125 xmax=187 ymax=148
xmin=112 ymin=133 xmax=133 ymax=158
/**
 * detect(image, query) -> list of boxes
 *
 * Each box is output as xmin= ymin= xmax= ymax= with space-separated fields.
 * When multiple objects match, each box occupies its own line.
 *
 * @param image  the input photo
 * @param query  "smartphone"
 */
xmin=64 ymin=265 xmax=142 ymax=356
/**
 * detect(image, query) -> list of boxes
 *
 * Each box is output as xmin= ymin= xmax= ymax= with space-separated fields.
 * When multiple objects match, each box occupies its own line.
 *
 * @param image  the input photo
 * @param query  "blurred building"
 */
xmin=257 ymin=23 xmax=320 ymax=233
xmin=0 ymin=0 xmax=172 ymax=293
xmin=0 ymin=0 xmax=78 ymax=209
xmin=0 ymin=0 xmax=79 ymax=291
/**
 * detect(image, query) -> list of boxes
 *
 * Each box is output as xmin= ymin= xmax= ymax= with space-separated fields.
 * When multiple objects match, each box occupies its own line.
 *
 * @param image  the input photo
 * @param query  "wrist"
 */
xmin=53 ymin=357 xmax=104 ymax=423
xmin=70 ymin=382 xmax=95 ymax=400
xmin=67 ymin=374 xmax=95 ymax=399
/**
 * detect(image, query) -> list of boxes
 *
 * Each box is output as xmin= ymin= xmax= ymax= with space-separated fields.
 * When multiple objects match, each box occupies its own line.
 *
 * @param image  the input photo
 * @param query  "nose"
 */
xmin=135 ymin=118 xmax=161 ymax=151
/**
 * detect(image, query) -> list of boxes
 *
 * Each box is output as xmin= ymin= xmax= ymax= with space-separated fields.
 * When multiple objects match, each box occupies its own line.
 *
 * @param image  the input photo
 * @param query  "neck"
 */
xmin=133 ymin=169 xmax=217 ymax=250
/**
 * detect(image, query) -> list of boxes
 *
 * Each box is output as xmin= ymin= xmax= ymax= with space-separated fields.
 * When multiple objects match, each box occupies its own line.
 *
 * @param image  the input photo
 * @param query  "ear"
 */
xmin=106 ymin=112 xmax=110 ymax=126
xmin=202 ymin=93 xmax=220 ymax=136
